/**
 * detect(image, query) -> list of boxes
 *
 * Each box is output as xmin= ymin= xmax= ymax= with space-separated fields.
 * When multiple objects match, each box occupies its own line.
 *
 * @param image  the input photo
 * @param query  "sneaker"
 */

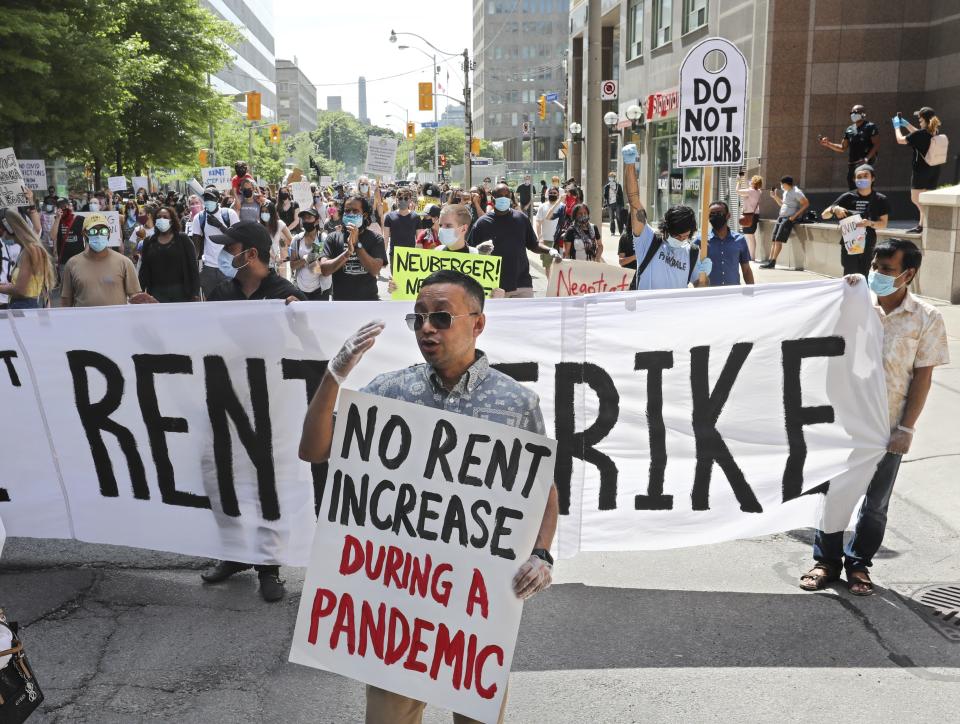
xmin=258 ymin=572 xmax=286 ymax=602
xmin=759 ymin=260 xmax=776 ymax=269
xmin=906 ymin=225 xmax=923 ymax=234
xmin=200 ymin=560 xmax=252 ymax=583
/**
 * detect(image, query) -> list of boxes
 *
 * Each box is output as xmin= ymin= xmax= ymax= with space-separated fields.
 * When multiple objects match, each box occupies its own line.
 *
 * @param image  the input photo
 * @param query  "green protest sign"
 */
xmin=391 ymin=247 xmax=502 ymax=300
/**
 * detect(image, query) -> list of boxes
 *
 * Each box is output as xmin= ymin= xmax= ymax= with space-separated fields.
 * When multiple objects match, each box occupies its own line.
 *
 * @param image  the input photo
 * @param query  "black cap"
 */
xmin=425 ymin=204 xmax=441 ymax=218
xmin=914 ymin=106 xmax=936 ymax=121
xmin=209 ymin=220 xmax=272 ymax=256
xmin=298 ymin=207 xmax=320 ymax=220
xmin=202 ymin=186 xmax=221 ymax=201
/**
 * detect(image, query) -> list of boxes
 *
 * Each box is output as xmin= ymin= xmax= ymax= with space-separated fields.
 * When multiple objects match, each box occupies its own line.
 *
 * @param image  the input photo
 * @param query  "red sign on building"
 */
xmin=646 ymin=89 xmax=680 ymax=120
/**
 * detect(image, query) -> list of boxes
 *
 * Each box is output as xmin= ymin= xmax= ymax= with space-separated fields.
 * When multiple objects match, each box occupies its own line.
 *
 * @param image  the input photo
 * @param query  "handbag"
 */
xmin=738 ymin=211 xmax=756 ymax=227
xmin=0 ymin=620 xmax=44 ymax=723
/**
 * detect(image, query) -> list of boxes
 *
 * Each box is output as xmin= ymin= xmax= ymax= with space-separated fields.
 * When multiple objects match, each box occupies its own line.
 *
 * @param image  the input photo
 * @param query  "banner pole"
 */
xmin=698 ymin=167 xmax=714 ymax=286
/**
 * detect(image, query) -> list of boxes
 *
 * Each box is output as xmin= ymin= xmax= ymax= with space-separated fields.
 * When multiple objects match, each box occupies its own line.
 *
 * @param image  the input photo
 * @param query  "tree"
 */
xmin=395 ymin=128 xmax=503 ymax=175
xmin=191 ymin=116 xmax=285 ymax=184
xmin=309 ymin=111 xmax=399 ymax=175
xmin=285 ymin=132 xmax=342 ymax=180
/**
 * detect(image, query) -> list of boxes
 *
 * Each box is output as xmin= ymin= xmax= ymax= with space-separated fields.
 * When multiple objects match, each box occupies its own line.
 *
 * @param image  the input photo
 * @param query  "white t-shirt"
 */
xmin=536 ymin=200 xmax=562 ymax=242
xmin=190 ymin=207 xmax=241 ymax=268
xmin=270 ymin=220 xmax=288 ymax=266
xmin=0 ymin=240 xmax=22 ymax=304
xmin=0 ymin=622 xmax=12 ymax=669
xmin=435 ymin=243 xmax=479 ymax=254
xmin=289 ymin=232 xmax=331 ymax=292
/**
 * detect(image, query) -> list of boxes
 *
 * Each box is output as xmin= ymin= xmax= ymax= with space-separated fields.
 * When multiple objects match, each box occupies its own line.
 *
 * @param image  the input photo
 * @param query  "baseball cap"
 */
xmin=298 ymin=207 xmax=320 ymax=220
xmin=914 ymin=106 xmax=936 ymax=121
xmin=202 ymin=186 xmax=221 ymax=202
xmin=425 ymin=204 xmax=441 ymax=218
xmin=209 ymin=220 xmax=272 ymax=257
xmin=82 ymin=213 xmax=110 ymax=231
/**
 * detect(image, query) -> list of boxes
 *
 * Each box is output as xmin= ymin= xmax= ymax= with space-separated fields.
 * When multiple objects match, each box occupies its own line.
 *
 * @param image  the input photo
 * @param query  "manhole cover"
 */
xmin=895 ymin=583 xmax=960 ymax=642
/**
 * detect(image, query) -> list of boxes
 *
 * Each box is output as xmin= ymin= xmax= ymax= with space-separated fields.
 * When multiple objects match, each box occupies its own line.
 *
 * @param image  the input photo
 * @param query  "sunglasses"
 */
xmin=405 ymin=311 xmax=479 ymax=331
xmin=87 ymin=228 xmax=110 ymax=237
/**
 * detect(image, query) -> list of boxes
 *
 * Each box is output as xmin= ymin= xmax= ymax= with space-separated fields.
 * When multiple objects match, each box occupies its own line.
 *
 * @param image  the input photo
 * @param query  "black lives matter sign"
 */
xmin=677 ymin=38 xmax=748 ymax=167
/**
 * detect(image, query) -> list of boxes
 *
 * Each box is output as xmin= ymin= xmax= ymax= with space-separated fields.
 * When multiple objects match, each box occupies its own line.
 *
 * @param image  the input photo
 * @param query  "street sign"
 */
xmin=677 ymin=37 xmax=748 ymax=167
xmin=600 ymin=80 xmax=618 ymax=101
xmin=545 ymin=92 xmax=559 ymax=102
xmin=521 ymin=121 xmax=531 ymax=135
xmin=421 ymin=121 xmax=439 ymax=128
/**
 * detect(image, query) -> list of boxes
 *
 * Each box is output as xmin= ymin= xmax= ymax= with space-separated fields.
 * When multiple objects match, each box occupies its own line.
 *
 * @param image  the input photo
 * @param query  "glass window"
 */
xmin=627 ymin=0 xmax=643 ymax=60
xmin=652 ymin=0 xmax=672 ymax=48
xmin=511 ymin=112 xmax=519 ymax=126
xmin=682 ymin=0 xmax=708 ymax=34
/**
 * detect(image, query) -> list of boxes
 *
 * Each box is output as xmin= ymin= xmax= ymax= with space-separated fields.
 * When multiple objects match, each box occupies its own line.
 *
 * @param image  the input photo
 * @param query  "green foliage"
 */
xmin=395 ymin=128 xmax=503 ymax=174
xmin=285 ymin=132 xmax=342 ymax=179
xmin=192 ymin=116 xmax=285 ymax=184
xmin=308 ymin=111 xmax=400 ymax=175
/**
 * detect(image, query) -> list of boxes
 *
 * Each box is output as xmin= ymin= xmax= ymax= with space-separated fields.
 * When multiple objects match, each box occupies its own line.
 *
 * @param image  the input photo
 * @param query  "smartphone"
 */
xmin=897 ymin=112 xmax=903 ymax=120
xmin=816 ymin=134 xmax=825 ymax=142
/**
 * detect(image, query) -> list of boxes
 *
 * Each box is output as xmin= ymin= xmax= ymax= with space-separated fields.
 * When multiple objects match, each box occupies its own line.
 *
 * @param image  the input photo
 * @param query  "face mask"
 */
xmin=494 ymin=197 xmax=511 ymax=212
xmin=1 ymin=237 xmax=14 ymax=247
xmin=548 ymin=195 xmax=558 ymax=202
xmin=855 ymin=178 xmax=871 ymax=190
xmin=88 ymin=234 xmax=109 ymax=252
xmin=127 ymin=209 xmax=136 ymax=219
xmin=278 ymin=192 xmax=288 ymax=201
xmin=666 ymin=235 xmax=687 ymax=249
xmin=397 ymin=200 xmax=410 ymax=211
xmin=204 ymin=200 xmax=218 ymax=213
xmin=44 ymin=204 xmax=54 ymax=213
xmin=709 ymin=214 xmax=727 ymax=230
xmin=609 ymin=176 xmax=616 ymax=182
xmin=359 ymin=184 xmax=369 ymax=194
xmin=302 ymin=221 xmax=316 ymax=232
xmin=242 ymin=188 xmax=253 ymax=198
xmin=343 ymin=213 xmax=363 ymax=227
xmin=260 ymin=212 xmax=271 ymax=222
xmin=577 ymin=216 xmax=590 ymax=226
xmin=850 ymin=113 xmax=863 ymax=122
xmin=868 ymin=269 xmax=906 ymax=297
xmin=438 ymin=227 xmax=459 ymax=247
xmin=155 ymin=218 xmax=171 ymax=233
xmin=88 ymin=202 xmax=101 ymax=212
xmin=218 ymin=248 xmax=248 ymax=279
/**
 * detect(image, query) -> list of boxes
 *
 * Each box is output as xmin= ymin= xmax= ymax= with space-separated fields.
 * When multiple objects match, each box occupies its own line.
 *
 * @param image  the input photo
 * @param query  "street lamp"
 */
xmin=603 ymin=111 xmax=619 ymax=130
xmin=390 ymin=30 xmax=474 ymax=187
xmin=383 ymin=100 xmax=409 ymax=131
xmin=569 ymin=122 xmax=583 ymax=142
xmin=626 ymin=104 xmax=644 ymax=131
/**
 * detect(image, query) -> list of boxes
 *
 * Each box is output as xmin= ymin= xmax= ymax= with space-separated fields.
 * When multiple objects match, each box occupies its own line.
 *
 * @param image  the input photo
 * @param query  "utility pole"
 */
xmin=207 ymin=73 xmax=216 ymax=166
xmin=432 ymin=54 xmax=439 ymax=183
xmin=463 ymin=49 xmax=472 ymax=189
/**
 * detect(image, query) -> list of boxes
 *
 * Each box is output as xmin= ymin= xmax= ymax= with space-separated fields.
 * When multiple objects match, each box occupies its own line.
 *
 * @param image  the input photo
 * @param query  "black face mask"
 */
xmin=547 ymin=195 xmax=559 ymax=202
xmin=242 ymin=188 xmax=253 ymax=198
xmin=302 ymin=221 xmax=317 ymax=232
xmin=709 ymin=214 xmax=727 ymax=230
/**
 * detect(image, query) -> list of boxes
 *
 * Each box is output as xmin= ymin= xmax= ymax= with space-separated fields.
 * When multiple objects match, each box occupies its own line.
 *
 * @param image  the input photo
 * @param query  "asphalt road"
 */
xmin=3 ymin=234 xmax=959 ymax=723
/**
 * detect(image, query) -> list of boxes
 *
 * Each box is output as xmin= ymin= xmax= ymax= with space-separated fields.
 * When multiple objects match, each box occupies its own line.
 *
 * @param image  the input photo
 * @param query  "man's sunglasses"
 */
xmin=405 ymin=311 xmax=479 ymax=331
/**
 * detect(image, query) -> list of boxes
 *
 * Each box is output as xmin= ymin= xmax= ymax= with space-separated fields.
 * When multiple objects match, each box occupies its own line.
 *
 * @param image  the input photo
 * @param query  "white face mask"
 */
xmin=438 ymin=226 xmax=460 ymax=247
xmin=260 ymin=212 xmax=271 ymax=222
xmin=359 ymin=184 xmax=369 ymax=194
xmin=666 ymin=235 xmax=687 ymax=249
xmin=155 ymin=218 xmax=171 ymax=233
xmin=88 ymin=201 xmax=101 ymax=212
xmin=850 ymin=112 xmax=863 ymax=122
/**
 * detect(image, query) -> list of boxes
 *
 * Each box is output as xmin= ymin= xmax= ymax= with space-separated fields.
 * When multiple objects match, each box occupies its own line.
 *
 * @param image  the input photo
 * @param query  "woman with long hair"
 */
xmin=259 ymin=200 xmax=292 ymax=274
xmin=121 ymin=199 xmax=140 ymax=257
xmin=137 ymin=206 xmax=200 ymax=302
xmin=895 ymin=107 xmax=945 ymax=233
xmin=736 ymin=174 xmax=763 ymax=259
xmin=0 ymin=208 xmax=56 ymax=309
xmin=562 ymin=203 xmax=603 ymax=261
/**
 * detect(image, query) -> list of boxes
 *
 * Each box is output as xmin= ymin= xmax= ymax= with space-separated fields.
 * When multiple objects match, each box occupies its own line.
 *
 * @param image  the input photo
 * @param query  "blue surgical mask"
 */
xmin=868 ymin=269 xmax=906 ymax=297
xmin=88 ymin=234 xmax=109 ymax=252
xmin=494 ymin=197 xmax=511 ymax=212
xmin=343 ymin=213 xmax=363 ymax=228
xmin=88 ymin=201 xmax=101 ymax=212
xmin=218 ymin=248 xmax=248 ymax=279
xmin=204 ymin=200 xmax=218 ymax=213
xmin=855 ymin=178 xmax=871 ymax=190
xmin=155 ymin=218 xmax=171 ymax=233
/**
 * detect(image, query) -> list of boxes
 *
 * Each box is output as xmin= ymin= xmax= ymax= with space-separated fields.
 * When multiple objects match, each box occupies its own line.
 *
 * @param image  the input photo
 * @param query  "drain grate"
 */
xmin=898 ymin=583 xmax=960 ymax=642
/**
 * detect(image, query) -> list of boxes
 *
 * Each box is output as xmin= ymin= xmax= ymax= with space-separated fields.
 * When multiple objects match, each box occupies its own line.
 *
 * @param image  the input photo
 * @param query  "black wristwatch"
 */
xmin=532 ymin=548 xmax=554 ymax=566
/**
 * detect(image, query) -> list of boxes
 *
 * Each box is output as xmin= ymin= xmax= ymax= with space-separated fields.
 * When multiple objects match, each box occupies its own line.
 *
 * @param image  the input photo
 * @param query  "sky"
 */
xmin=272 ymin=0 xmax=473 ymax=134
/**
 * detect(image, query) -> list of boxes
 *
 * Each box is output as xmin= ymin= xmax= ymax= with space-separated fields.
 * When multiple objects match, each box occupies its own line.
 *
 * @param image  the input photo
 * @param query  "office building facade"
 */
xmin=276 ymin=58 xmax=318 ymax=133
xmin=358 ymin=77 xmax=370 ymax=125
xmin=473 ymin=0 xmax=571 ymax=161
xmin=568 ymin=0 xmax=960 ymax=223
xmin=439 ymin=104 xmax=466 ymax=129
xmin=327 ymin=96 xmax=343 ymax=112
xmin=202 ymin=0 xmax=277 ymax=118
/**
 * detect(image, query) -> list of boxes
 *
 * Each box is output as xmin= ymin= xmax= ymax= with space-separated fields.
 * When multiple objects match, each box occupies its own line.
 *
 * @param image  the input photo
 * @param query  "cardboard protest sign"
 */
xmin=0 ymin=147 xmax=28 ymax=207
xmin=18 ymin=160 xmax=47 ymax=191
xmin=107 ymin=176 xmax=128 ymax=192
xmin=546 ymin=259 xmax=633 ymax=297
xmin=391 ymin=247 xmax=502 ymax=300
xmin=201 ymin=166 xmax=231 ymax=192
xmin=365 ymin=136 xmax=399 ymax=176
xmin=76 ymin=210 xmax=122 ymax=247
xmin=290 ymin=390 xmax=555 ymax=723
xmin=132 ymin=176 xmax=150 ymax=194
xmin=840 ymin=214 xmax=866 ymax=255
xmin=290 ymin=180 xmax=313 ymax=211
xmin=677 ymin=38 xmax=747 ymax=167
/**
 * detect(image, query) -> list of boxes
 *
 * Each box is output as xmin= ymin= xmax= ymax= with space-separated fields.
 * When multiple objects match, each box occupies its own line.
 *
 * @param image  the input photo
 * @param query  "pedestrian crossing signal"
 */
xmin=406 ymin=122 xmax=416 ymax=139
xmin=538 ymin=95 xmax=547 ymax=120
xmin=418 ymin=82 xmax=433 ymax=112
xmin=439 ymin=154 xmax=447 ymax=168
xmin=269 ymin=124 xmax=281 ymax=144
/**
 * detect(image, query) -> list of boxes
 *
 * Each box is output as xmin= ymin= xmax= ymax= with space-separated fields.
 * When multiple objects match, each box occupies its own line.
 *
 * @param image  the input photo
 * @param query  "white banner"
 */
xmin=290 ymin=180 xmax=313 ymax=211
xmin=18 ymin=160 xmax=47 ymax=191
xmin=0 ymin=281 xmax=888 ymax=562
xmin=547 ymin=259 xmax=633 ymax=297
xmin=201 ymin=167 xmax=231 ymax=192
xmin=0 ymin=147 xmax=28 ymax=207
xmin=108 ymin=176 xmax=128 ymax=192
xmin=290 ymin=390 xmax=554 ymax=722
xmin=132 ymin=176 xmax=150 ymax=194
xmin=365 ymin=136 xmax=399 ymax=177
xmin=677 ymin=37 xmax=748 ymax=167
xmin=76 ymin=210 xmax=122 ymax=247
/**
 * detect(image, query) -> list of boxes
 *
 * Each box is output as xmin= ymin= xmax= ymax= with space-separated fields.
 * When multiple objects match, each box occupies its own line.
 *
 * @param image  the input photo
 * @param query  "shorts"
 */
xmin=911 ymin=166 xmax=941 ymax=191
xmin=771 ymin=216 xmax=795 ymax=243
xmin=740 ymin=213 xmax=758 ymax=234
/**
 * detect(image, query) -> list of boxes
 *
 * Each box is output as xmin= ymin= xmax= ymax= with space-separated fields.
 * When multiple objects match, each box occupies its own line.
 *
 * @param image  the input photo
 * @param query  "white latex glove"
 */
xmin=328 ymin=321 xmax=385 ymax=385
xmin=512 ymin=554 xmax=552 ymax=600
xmin=887 ymin=428 xmax=913 ymax=455
xmin=549 ymin=248 xmax=563 ymax=262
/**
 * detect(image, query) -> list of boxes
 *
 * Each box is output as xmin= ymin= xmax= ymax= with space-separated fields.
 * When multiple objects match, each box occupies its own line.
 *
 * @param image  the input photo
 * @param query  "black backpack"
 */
xmin=199 ymin=209 xmax=232 ymax=235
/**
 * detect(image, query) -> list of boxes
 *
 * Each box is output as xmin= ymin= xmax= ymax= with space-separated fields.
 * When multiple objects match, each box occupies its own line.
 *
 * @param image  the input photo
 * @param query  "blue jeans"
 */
xmin=8 ymin=298 xmax=39 ymax=309
xmin=813 ymin=452 xmax=902 ymax=572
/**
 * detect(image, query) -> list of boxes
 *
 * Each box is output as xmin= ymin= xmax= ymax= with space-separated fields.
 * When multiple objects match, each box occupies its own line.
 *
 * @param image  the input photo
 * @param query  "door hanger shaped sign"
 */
xmin=677 ymin=37 xmax=747 ymax=167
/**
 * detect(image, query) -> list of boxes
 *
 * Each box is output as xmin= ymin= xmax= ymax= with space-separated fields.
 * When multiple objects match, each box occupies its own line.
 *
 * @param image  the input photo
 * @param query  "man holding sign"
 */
xmin=299 ymin=270 xmax=558 ymax=723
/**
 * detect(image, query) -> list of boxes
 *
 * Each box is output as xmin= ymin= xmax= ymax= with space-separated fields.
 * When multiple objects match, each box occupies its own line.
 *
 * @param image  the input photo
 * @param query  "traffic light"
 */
xmin=418 ymin=82 xmax=433 ymax=112
xmin=406 ymin=121 xmax=416 ymax=140
xmin=199 ymin=149 xmax=208 ymax=165
xmin=246 ymin=91 xmax=261 ymax=121
xmin=439 ymin=154 xmax=447 ymax=169
xmin=269 ymin=124 xmax=281 ymax=144
xmin=538 ymin=94 xmax=547 ymax=120
xmin=471 ymin=138 xmax=481 ymax=155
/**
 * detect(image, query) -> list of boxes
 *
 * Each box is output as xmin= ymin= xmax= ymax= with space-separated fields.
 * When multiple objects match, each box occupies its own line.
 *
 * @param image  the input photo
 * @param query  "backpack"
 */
xmin=630 ymin=233 xmax=700 ymax=289
xmin=924 ymin=134 xmax=949 ymax=166
xmin=199 ymin=210 xmax=231 ymax=235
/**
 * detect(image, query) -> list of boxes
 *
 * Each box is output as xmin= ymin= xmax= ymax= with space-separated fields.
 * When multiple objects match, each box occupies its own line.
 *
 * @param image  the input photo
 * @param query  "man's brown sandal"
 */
xmin=799 ymin=564 xmax=840 ymax=591
xmin=846 ymin=570 xmax=875 ymax=596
